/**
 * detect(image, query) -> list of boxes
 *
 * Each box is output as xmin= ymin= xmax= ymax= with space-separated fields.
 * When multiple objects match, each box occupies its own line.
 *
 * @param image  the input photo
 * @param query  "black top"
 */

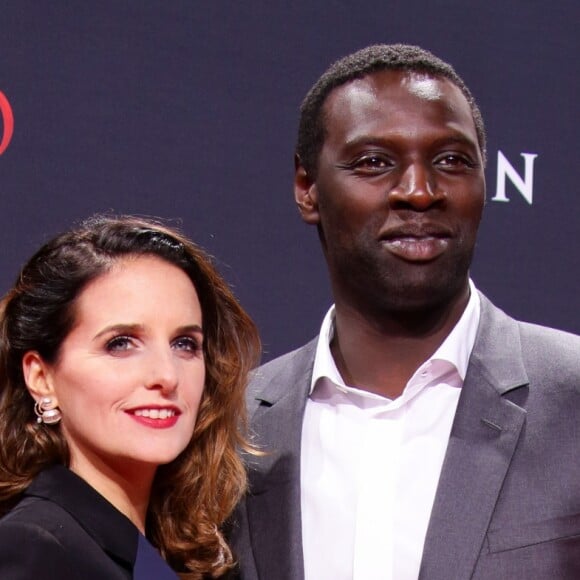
xmin=0 ymin=465 xmax=178 ymax=579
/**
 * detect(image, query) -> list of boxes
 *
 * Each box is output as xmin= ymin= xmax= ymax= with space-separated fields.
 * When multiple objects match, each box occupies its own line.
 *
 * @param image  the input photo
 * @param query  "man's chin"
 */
xmin=373 ymin=273 xmax=469 ymax=315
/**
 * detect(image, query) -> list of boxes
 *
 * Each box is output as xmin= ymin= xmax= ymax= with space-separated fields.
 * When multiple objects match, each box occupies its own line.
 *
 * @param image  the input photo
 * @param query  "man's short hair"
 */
xmin=296 ymin=44 xmax=487 ymax=176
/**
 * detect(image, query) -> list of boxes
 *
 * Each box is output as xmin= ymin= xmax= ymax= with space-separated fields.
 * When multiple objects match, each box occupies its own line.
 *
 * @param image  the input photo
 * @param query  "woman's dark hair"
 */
xmin=0 ymin=214 xmax=261 ymax=579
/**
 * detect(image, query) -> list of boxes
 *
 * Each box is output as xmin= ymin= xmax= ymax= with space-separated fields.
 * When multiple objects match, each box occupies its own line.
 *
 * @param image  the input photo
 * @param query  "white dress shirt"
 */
xmin=301 ymin=282 xmax=481 ymax=580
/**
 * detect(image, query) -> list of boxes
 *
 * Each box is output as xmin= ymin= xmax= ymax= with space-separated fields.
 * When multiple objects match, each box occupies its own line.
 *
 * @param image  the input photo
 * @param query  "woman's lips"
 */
xmin=125 ymin=406 xmax=181 ymax=429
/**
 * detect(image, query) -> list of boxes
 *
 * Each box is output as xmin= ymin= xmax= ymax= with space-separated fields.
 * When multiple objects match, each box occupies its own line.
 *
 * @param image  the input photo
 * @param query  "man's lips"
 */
xmin=379 ymin=224 xmax=453 ymax=262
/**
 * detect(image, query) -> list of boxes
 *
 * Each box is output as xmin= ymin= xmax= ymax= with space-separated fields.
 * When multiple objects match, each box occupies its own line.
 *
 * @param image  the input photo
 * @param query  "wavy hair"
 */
xmin=0 ymin=214 xmax=261 ymax=578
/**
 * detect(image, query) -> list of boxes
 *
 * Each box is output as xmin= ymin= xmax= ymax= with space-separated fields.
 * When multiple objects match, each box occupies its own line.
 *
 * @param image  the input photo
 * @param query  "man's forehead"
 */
xmin=402 ymin=74 xmax=447 ymax=101
xmin=326 ymin=70 xmax=461 ymax=108
xmin=321 ymin=70 xmax=474 ymax=136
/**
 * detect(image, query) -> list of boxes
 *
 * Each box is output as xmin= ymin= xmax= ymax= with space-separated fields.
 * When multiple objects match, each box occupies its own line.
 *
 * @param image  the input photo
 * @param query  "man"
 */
xmin=230 ymin=44 xmax=580 ymax=579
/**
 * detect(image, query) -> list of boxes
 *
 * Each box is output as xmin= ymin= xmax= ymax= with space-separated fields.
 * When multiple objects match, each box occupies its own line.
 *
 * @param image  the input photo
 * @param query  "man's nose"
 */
xmin=387 ymin=162 xmax=445 ymax=210
xmin=144 ymin=348 xmax=179 ymax=394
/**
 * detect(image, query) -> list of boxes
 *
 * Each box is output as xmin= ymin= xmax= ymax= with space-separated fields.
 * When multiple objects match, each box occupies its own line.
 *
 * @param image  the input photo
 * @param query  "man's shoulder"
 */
xmin=481 ymin=292 xmax=579 ymax=339
xmin=254 ymin=338 xmax=318 ymax=376
xmin=516 ymin=317 xmax=580 ymax=343
xmin=516 ymin=319 xmax=580 ymax=374
xmin=479 ymin=293 xmax=580 ymax=378
xmin=247 ymin=338 xmax=318 ymax=399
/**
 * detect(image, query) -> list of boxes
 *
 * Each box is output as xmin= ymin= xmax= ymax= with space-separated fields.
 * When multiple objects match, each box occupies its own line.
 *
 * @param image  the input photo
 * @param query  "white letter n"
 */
xmin=492 ymin=151 xmax=538 ymax=204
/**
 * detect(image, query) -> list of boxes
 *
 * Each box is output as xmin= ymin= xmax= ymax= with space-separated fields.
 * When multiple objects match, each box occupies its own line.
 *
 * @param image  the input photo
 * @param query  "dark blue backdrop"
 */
xmin=0 ymin=1 xmax=578 ymax=360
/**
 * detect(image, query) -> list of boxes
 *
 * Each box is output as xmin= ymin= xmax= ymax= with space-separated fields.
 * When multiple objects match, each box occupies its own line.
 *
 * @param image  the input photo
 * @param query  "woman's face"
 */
xmin=26 ymin=255 xmax=206 ymax=482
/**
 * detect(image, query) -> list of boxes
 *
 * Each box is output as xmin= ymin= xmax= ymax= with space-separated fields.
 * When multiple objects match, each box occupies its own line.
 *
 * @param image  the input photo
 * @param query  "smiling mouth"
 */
xmin=132 ymin=408 xmax=178 ymax=419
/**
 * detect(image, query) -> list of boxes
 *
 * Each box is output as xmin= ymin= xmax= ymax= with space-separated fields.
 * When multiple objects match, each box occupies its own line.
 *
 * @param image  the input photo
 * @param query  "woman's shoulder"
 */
xmin=0 ymin=496 xmax=80 ymax=577
xmin=0 ymin=495 xmax=131 ymax=579
xmin=0 ymin=494 xmax=73 ymax=541
xmin=1 ymin=493 xmax=70 ymax=530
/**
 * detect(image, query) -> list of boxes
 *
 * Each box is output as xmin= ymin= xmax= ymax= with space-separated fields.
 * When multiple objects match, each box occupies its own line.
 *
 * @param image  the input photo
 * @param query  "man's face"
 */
xmin=295 ymin=70 xmax=486 ymax=315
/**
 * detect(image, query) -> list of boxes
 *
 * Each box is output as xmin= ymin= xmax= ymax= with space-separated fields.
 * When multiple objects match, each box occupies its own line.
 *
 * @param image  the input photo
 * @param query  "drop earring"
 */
xmin=34 ymin=397 xmax=62 ymax=425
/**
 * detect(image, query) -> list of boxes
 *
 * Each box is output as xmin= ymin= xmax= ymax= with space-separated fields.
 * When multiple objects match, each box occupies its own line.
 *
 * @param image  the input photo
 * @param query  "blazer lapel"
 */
xmin=244 ymin=341 xmax=316 ymax=580
xmin=419 ymin=295 xmax=529 ymax=580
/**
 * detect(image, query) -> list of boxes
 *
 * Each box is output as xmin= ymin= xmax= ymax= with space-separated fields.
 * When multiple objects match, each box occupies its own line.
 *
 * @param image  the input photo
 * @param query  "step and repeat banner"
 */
xmin=0 ymin=1 xmax=578 ymax=360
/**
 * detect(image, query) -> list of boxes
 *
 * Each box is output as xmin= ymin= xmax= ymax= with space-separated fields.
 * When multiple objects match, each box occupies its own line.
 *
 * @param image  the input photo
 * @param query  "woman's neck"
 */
xmin=69 ymin=453 xmax=155 ymax=534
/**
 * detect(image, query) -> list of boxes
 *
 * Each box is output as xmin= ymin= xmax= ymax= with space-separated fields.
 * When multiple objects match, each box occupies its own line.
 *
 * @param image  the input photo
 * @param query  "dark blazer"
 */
xmin=0 ymin=465 xmax=177 ymax=579
xmin=230 ymin=293 xmax=580 ymax=579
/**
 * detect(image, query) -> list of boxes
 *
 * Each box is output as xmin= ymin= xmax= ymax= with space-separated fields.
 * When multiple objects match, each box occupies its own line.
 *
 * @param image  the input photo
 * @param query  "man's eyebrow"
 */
xmin=430 ymin=134 xmax=480 ymax=150
xmin=342 ymin=132 xmax=480 ymax=150
xmin=341 ymin=135 xmax=397 ymax=150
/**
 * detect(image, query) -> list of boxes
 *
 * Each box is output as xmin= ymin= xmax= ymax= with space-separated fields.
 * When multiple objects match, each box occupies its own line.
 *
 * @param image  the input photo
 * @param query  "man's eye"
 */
xmin=106 ymin=336 xmax=133 ymax=352
xmin=435 ymin=154 xmax=475 ymax=169
xmin=351 ymin=155 xmax=393 ymax=173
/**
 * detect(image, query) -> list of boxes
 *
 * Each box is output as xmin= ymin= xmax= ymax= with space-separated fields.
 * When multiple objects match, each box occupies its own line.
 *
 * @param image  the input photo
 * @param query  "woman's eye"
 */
xmin=172 ymin=336 xmax=202 ymax=354
xmin=106 ymin=335 xmax=134 ymax=352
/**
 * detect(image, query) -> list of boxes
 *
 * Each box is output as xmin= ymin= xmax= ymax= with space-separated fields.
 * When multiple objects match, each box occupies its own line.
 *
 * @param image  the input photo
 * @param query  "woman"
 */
xmin=0 ymin=215 xmax=260 ymax=579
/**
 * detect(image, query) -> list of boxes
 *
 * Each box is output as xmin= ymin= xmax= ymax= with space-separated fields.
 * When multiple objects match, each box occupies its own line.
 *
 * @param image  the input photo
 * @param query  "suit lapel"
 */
xmin=419 ymin=295 xmax=529 ymax=580
xmin=245 ymin=341 xmax=316 ymax=580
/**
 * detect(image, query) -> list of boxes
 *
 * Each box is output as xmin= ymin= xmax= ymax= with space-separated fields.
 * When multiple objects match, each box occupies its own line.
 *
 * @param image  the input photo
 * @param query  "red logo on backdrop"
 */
xmin=0 ymin=92 xmax=14 ymax=155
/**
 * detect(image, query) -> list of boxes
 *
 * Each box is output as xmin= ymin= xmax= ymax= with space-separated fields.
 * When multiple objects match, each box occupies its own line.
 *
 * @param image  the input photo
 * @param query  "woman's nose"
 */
xmin=144 ymin=348 xmax=179 ymax=394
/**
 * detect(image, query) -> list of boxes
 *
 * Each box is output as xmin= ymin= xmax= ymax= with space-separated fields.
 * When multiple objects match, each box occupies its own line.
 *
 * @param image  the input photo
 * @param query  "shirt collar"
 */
xmin=310 ymin=280 xmax=481 ymax=395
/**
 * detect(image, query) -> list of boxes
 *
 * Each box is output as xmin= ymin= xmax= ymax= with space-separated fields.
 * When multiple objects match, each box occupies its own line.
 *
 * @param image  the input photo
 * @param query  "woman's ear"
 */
xmin=22 ymin=351 xmax=57 ymax=404
xmin=294 ymin=154 xmax=320 ymax=225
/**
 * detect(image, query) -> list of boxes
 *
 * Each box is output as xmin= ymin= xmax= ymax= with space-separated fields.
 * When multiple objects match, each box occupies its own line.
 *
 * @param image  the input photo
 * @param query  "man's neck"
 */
xmin=330 ymin=289 xmax=470 ymax=399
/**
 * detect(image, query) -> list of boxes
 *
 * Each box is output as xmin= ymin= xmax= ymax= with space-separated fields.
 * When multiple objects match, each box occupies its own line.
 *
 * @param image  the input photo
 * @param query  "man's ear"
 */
xmin=22 ymin=351 xmax=57 ymax=403
xmin=294 ymin=154 xmax=320 ymax=225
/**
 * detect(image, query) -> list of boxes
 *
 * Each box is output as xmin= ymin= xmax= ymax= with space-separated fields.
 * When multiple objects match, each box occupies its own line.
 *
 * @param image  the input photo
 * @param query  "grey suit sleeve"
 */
xmin=0 ymin=520 xmax=78 ymax=579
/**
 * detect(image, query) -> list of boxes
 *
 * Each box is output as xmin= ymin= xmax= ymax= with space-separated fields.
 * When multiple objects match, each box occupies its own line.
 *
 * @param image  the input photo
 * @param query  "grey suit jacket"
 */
xmin=230 ymin=294 xmax=580 ymax=579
